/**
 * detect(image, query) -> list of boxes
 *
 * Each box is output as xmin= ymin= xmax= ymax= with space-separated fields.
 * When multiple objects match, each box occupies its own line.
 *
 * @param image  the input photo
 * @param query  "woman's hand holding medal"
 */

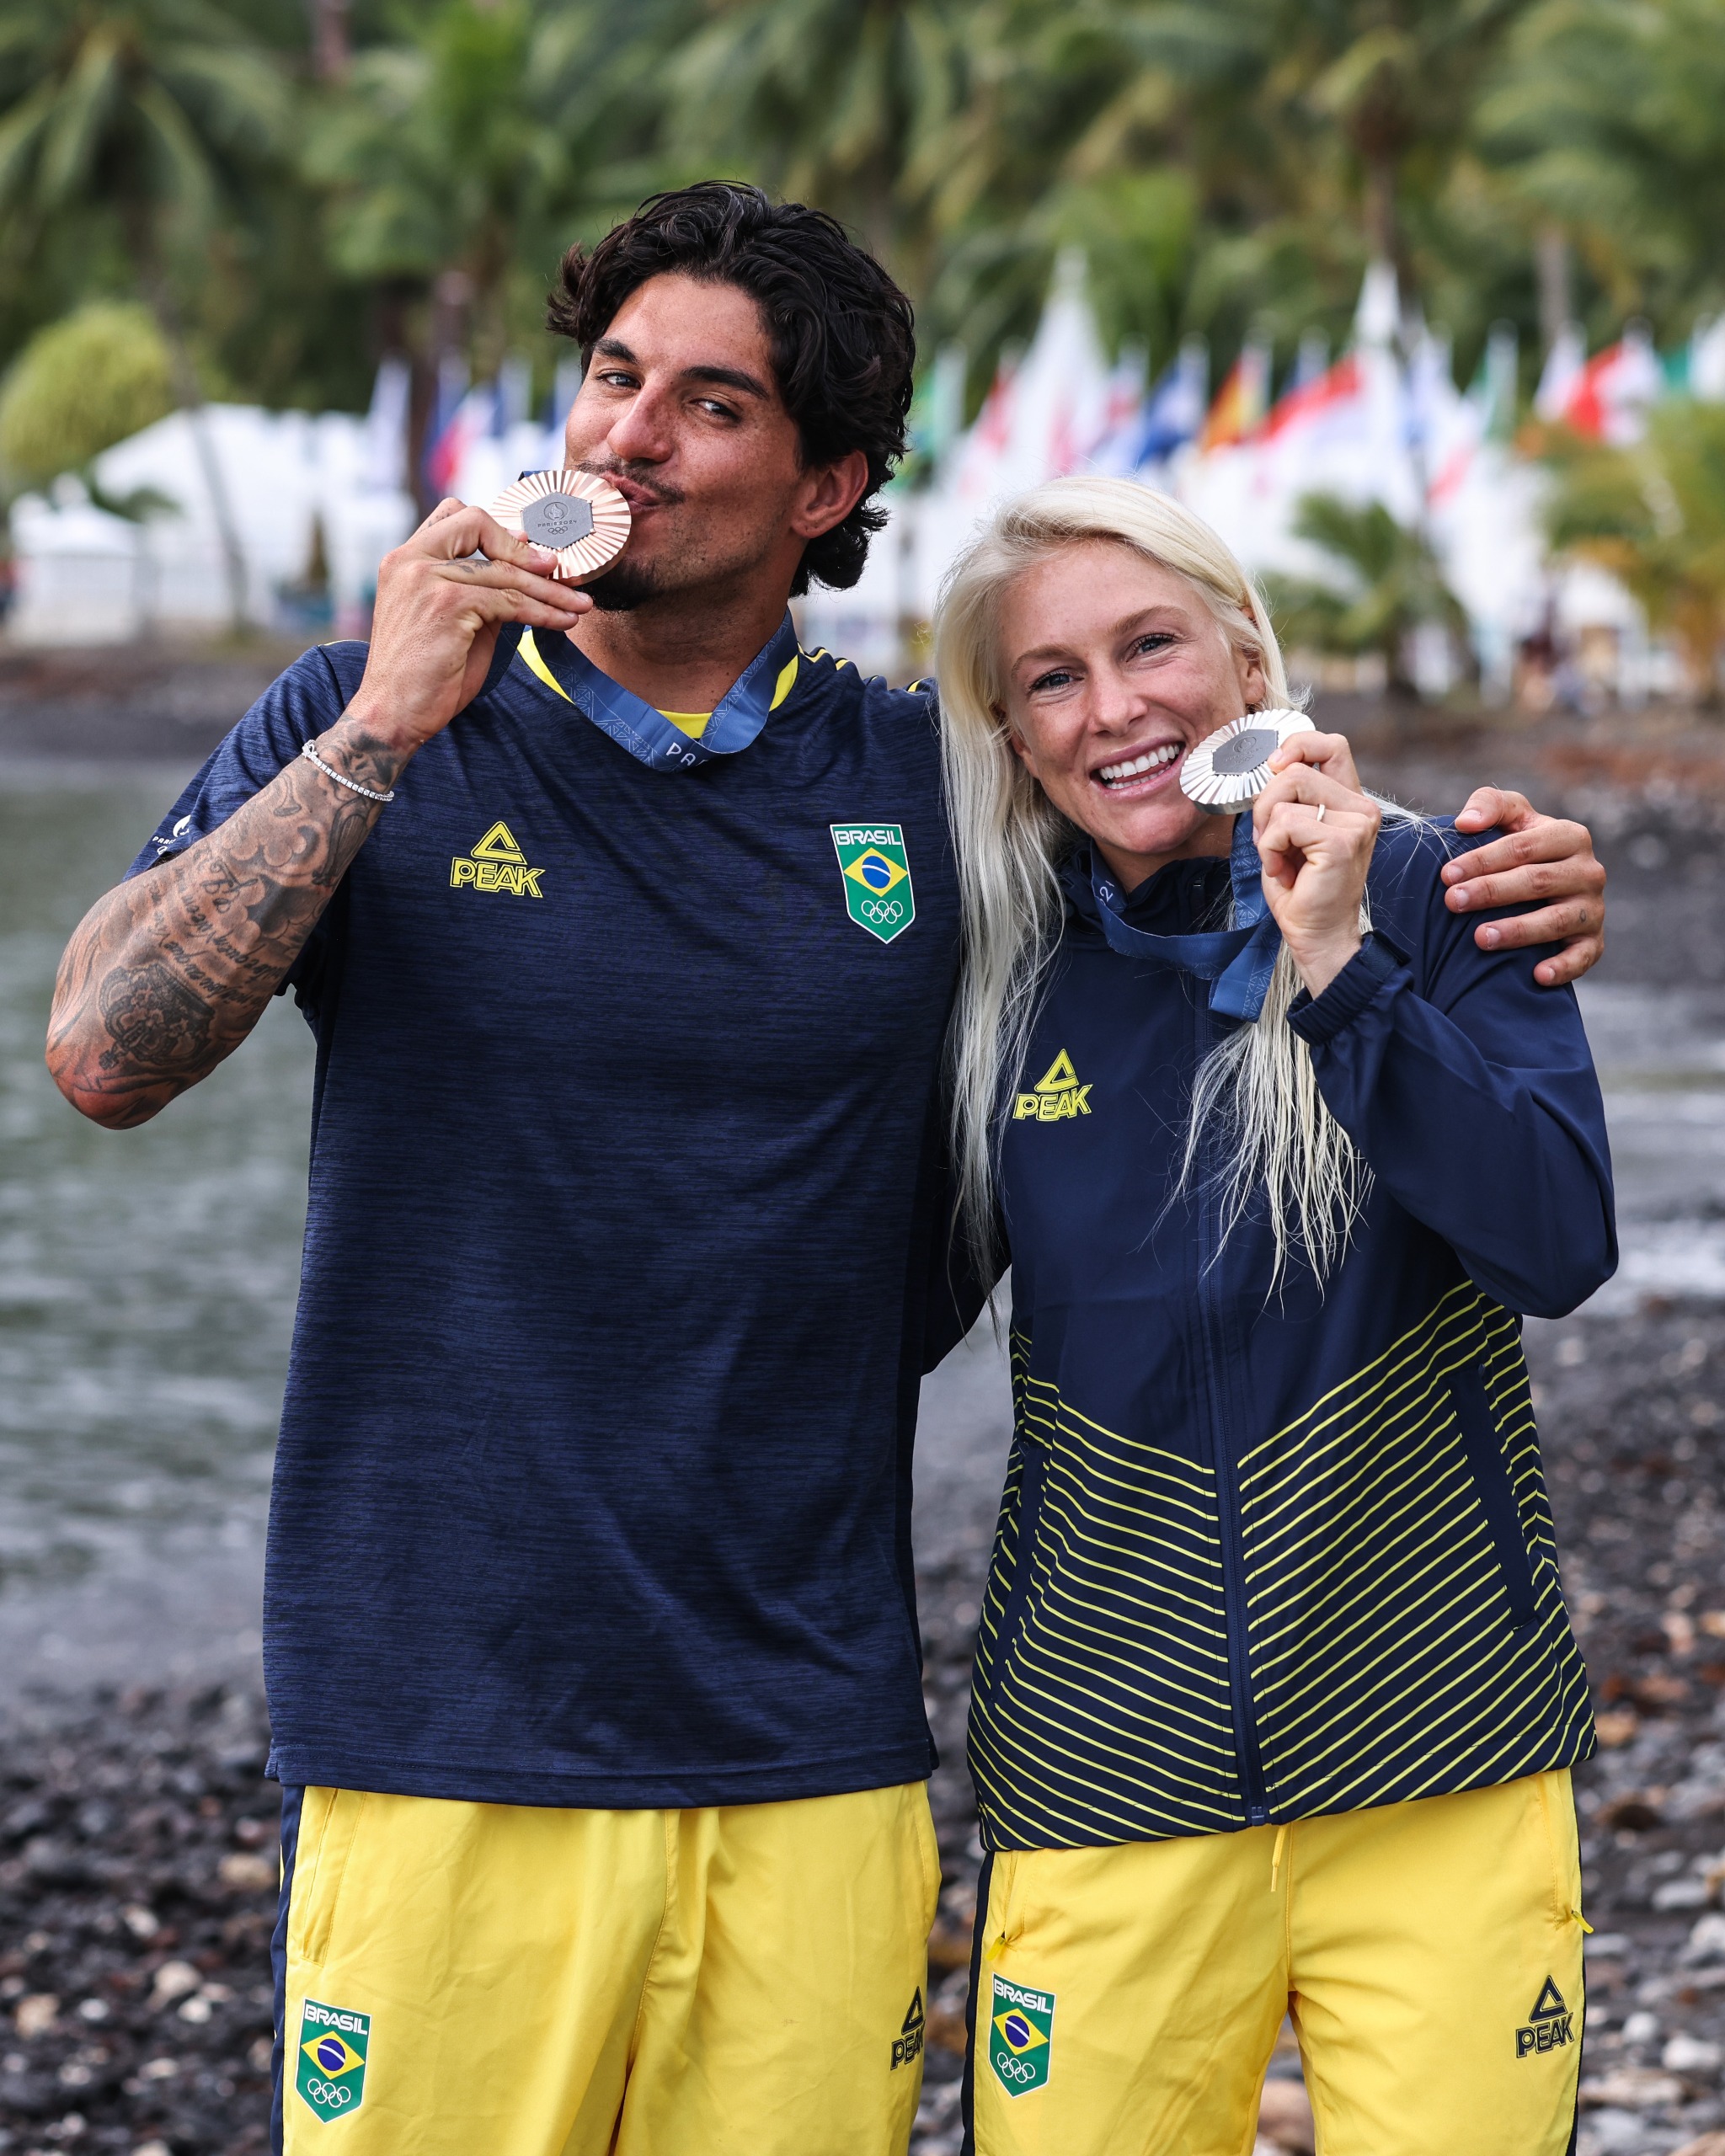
xmin=1251 ymin=731 xmax=1381 ymax=1000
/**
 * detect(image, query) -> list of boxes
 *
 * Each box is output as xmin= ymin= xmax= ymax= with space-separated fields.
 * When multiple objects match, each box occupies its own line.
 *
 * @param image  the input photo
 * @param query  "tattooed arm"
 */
xmin=47 ymin=499 xmax=589 ymax=1128
xmin=48 ymin=722 xmax=403 ymax=1125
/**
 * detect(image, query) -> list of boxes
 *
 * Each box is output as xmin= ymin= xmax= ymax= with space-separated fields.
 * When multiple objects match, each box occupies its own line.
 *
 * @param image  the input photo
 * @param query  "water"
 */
xmin=1568 ymin=979 xmax=1725 ymax=1310
xmin=1 ymin=766 xmax=1721 ymax=1709
xmin=0 ymin=766 xmax=313 ymax=1707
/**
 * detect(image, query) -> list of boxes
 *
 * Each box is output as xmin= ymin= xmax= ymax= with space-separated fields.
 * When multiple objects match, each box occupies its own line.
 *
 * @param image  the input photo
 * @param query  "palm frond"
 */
xmin=37 ymin=24 xmax=123 ymax=209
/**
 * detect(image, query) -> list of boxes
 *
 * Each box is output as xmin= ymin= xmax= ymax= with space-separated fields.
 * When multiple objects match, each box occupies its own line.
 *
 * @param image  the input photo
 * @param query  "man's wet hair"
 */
xmin=547 ymin=183 xmax=916 ymax=595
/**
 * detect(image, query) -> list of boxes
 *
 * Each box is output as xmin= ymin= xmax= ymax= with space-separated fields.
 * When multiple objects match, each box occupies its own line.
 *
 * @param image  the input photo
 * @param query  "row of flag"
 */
xmin=928 ymin=253 xmax=1725 ymax=512
xmin=898 ymin=253 xmax=1725 ymax=672
xmin=372 ymin=253 xmax=1725 ymax=686
xmin=406 ymin=354 xmax=585 ymax=503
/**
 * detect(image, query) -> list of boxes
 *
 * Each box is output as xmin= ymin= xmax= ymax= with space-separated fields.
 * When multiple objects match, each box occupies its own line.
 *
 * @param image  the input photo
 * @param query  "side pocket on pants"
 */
xmin=1535 ymin=1769 xmax=1583 ymax=1929
xmin=913 ymin=1790 xmax=943 ymax=1931
xmin=286 ymin=1788 xmax=368 ymax=1972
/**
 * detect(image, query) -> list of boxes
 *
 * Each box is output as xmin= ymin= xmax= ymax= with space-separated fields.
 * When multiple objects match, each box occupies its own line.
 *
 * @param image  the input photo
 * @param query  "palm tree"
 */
xmin=914 ymin=1 xmax=1216 ymax=364
xmin=1540 ymin=401 xmax=1725 ymax=699
xmin=0 ymin=0 xmax=291 ymax=629
xmin=904 ymin=0 xmax=1533 ymax=408
xmin=307 ymin=1 xmax=550 ymax=376
xmin=657 ymin=0 xmax=968 ymax=295
xmin=304 ymin=0 xmax=685 ymax=494
xmin=1477 ymin=0 xmax=1725 ymax=342
xmin=1263 ymin=491 xmax=1471 ymax=698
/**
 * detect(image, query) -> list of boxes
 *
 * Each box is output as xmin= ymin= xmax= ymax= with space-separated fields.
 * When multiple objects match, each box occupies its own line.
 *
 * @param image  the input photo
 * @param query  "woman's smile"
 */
xmin=1092 ymin=739 xmax=1186 ymax=795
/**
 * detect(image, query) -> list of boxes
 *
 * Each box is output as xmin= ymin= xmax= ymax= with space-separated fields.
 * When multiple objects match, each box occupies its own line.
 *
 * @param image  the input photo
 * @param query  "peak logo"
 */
xmin=1013 ymin=1050 xmax=1092 ymax=1123
xmin=890 ymin=1988 xmax=925 ymax=2070
xmin=451 ymin=821 xmax=544 ymax=899
xmin=1514 ymin=1976 xmax=1574 ymax=2057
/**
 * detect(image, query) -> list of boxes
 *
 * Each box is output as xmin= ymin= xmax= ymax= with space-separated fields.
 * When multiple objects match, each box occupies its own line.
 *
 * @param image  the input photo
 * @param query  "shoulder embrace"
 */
xmin=1360 ymin=814 xmax=1484 ymax=964
xmin=1364 ymin=810 xmax=1462 ymax=896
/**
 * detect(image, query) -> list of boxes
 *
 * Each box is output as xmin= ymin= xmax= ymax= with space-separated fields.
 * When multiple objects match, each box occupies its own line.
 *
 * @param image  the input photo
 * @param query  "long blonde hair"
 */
xmin=935 ymin=476 xmax=1386 ymax=1283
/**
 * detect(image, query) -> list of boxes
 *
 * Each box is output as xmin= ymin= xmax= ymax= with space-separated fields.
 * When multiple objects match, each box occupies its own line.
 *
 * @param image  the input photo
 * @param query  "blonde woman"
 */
xmin=936 ymin=478 xmax=1614 ymax=2156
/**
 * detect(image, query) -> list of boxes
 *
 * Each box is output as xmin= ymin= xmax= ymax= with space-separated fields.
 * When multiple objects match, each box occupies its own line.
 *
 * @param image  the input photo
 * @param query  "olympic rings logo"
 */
xmin=995 ymin=2052 xmax=1040 ymax=2085
xmin=305 ymin=2078 xmax=355 ymax=2109
xmin=860 ymin=898 xmax=905 ymax=925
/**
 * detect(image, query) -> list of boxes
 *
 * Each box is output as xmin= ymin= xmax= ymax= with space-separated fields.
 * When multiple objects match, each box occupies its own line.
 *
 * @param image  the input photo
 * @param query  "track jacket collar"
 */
xmin=1066 ymin=814 xmax=1283 ymax=1022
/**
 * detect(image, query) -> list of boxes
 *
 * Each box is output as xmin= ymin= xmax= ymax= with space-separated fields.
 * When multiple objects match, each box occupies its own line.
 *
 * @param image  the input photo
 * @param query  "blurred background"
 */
xmin=7 ymin=7 xmax=1725 ymax=2156
xmin=0 ymin=0 xmax=1722 ymax=694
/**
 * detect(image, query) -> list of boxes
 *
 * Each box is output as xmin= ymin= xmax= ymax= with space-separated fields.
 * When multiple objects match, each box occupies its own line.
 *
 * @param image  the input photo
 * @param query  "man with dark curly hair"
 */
xmin=46 ymin=184 xmax=1608 ymax=2156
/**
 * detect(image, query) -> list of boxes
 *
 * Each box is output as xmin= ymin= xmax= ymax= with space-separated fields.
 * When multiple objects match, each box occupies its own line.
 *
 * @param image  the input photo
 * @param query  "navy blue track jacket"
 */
xmin=969 ymin=818 xmax=1616 ymax=1851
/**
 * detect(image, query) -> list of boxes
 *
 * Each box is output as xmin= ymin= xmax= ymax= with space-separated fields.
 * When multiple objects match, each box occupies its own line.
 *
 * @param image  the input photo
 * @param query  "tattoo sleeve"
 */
xmin=45 ymin=723 xmax=406 ymax=1127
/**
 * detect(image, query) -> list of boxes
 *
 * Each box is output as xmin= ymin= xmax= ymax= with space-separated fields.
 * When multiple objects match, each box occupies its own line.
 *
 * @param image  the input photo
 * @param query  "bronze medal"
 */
xmin=487 ymin=469 xmax=631 ymax=581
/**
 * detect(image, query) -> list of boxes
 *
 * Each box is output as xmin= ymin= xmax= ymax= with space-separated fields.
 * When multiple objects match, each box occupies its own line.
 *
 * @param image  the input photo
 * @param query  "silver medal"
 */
xmin=1180 ymin=709 xmax=1316 ymax=814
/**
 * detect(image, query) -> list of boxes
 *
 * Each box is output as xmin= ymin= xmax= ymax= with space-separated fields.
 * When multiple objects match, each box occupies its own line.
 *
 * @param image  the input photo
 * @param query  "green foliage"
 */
xmin=0 ymin=0 xmax=1717 ymax=442
xmin=0 ymin=300 xmax=174 ymax=488
xmin=1263 ymin=493 xmax=1470 ymax=695
xmin=306 ymin=0 xmax=697 ymax=380
xmin=1479 ymin=0 xmax=1725 ymax=339
xmin=308 ymin=5 xmax=545 ymax=314
xmin=1541 ymin=400 xmax=1725 ymax=691
xmin=0 ymin=0 xmax=291 ymax=259
xmin=662 ymin=0 xmax=964 ymax=275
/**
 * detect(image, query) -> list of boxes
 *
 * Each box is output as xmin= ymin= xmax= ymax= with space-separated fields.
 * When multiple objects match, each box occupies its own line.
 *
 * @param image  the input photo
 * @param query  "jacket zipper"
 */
xmin=1194 ymin=1011 xmax=1270 ymax=1828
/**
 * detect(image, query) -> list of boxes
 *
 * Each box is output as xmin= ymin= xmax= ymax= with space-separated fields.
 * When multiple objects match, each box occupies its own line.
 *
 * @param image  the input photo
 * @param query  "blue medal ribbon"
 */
xmin=1089 ymin=814 xmax=1282 ymax=1022
xmin=515 ymin=612 xmax=802 ymax=771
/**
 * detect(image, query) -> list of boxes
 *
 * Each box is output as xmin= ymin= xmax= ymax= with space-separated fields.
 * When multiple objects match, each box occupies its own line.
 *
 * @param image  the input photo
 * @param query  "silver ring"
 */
xmin=1314 ymin=801 xmax=1327 ymax=823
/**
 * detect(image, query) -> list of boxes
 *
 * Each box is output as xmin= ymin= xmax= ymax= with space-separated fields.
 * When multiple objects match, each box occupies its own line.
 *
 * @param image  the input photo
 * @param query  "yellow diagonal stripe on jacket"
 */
xmin=969 ymin=1284 xmax=1592 ymax=1850
xmin=1237 ymin=1283 xmax=1590 ymax=1820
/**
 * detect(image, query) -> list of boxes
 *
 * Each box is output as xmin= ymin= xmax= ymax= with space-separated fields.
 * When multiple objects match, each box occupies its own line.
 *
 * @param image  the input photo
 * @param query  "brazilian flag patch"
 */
xmin=296 ymin=1998 xmax=369 ymax=2121
xmin=989 ymin=1973 xmax=1055 ymax=2096
xmin=830 ymin=823 xmax=916 ymax=944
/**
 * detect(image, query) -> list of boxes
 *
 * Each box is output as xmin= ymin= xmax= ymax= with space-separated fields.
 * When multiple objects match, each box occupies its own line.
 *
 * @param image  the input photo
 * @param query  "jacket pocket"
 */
xmin=1446 ymin=1357 xmax=1538 ymax=1630
xmin=996 ymin=1436 xmax=1049 ymax=1672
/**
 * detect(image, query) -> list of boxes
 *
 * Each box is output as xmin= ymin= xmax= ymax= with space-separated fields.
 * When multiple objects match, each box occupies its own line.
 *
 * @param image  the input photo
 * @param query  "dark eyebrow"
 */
xmin=589 ymin=338 xmax=771 ymax=403
xmin=683 ymin=364 xmax=772 ymax=400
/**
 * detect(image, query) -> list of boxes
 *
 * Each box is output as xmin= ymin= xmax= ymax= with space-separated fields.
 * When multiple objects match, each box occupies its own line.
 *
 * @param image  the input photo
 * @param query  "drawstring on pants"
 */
xmin=1269 ymin=1823 xmax=1288 ymax=1895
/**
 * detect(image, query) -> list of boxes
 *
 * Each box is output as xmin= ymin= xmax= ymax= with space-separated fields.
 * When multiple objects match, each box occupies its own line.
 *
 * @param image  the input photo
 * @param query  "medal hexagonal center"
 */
xmin=523 ymin=492 xmax=595 ymax=547
xmin=1210 ymin=726 xmax=1278 ymax=776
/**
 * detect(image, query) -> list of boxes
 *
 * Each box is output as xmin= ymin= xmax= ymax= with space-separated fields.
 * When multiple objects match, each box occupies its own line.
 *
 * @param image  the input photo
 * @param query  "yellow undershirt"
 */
xmin=514 ymin=630 xmax=798 ymax=740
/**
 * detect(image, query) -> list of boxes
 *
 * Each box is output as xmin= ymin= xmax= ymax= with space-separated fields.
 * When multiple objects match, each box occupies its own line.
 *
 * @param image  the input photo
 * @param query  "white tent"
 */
xmin=9 ymin=388 xmax=416 ymax=646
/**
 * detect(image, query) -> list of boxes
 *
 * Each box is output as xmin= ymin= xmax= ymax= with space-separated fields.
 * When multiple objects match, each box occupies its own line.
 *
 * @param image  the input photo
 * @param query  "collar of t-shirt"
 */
xmin=514 ymin=612 xmax=802 ymax=771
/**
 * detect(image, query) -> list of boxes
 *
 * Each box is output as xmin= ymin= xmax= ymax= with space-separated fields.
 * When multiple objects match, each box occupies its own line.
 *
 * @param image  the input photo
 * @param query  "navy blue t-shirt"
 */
xmin=128 ymin=622 xmax=977 ymax=1806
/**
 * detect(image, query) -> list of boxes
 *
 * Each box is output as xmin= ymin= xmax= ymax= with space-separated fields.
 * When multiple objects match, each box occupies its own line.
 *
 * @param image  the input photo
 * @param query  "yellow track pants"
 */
xmin=276 ymin=1780 xmax=940 ymax=2156
xmin=966 ymin=1770 xmax=1586 ymax=2156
